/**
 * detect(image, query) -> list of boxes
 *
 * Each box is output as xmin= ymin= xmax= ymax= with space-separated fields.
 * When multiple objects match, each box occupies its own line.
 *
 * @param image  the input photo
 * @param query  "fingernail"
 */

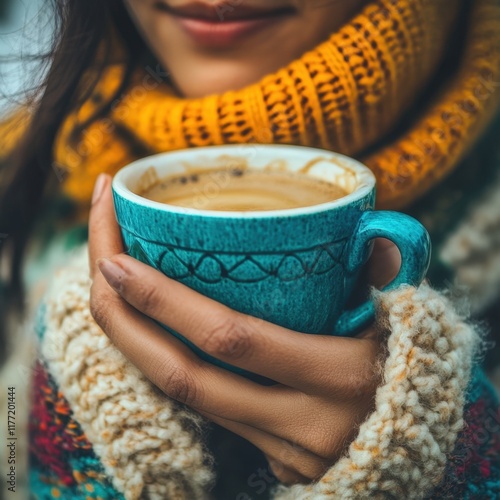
xmin=92 ymin=174 xmax=108 ymax=205
xmin=97 ymin=258 xmax=125 ymax=293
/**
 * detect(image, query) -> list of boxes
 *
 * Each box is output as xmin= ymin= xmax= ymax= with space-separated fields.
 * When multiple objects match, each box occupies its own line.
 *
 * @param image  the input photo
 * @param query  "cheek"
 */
xmin=301 ymin=0 xmax=370 ymax=35
xmin=123 ymin=0 xmax=162 ymax=46
xmin=122 ymin=0 xmax=144 ymax=22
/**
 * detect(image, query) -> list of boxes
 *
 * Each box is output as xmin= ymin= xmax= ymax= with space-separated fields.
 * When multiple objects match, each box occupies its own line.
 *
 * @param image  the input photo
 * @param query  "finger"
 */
xmin=98 ymin=253 xmax=380 ymax=394
xmin=266 ymin=455 xmax=311 ymax=486
xmin=90 ymin=279 xmax=297 ymax=430
xmin=88 ymin=173 xmax=124 ymax=278
xmin=199 ymin=409 xmax=329 ymax=482
xmin=93 ymin=272 xmax=375 ymax=456
xmin=266 ymin=456 xmax=311 ymax=486
xmin=199 ymin=390 xmax=366 ymax=461
xmin=368 ymin=238 xmax=401 ymax=289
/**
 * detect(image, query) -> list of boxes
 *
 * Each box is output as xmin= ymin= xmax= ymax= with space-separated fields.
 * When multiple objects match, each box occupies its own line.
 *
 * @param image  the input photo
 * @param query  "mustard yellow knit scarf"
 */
xmin=48 ymin=0 xmax=500 ymax=212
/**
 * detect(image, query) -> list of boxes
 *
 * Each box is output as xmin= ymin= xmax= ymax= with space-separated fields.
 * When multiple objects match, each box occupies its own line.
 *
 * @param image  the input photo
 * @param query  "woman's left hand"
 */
xmin=88 ymin=174 xmax=394 ymax=485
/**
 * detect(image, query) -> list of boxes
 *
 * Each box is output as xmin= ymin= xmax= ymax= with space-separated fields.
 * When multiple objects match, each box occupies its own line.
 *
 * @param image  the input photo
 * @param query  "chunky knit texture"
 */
xmin=37 ymin=247 xmax=214 ymax=500
xmin=273 ymin=286 xmax=480 ymax=499
xmin=47 ymin=0 xmax=500 ymax=214
xmin=30 ymin=245 xmax=487 ymax=499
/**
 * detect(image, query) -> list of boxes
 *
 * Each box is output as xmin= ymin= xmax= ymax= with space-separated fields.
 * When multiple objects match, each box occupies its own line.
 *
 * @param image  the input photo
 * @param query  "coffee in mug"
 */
xmin=138 ymin=167 xmax=348 ymax=211
xmin=113 ymin=145 xmax=431 ymax=378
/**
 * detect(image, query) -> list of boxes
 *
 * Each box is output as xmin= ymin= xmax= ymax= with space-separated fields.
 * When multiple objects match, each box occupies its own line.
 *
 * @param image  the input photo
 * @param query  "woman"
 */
xmin=1 ymin=0 xmax=499 ymax=498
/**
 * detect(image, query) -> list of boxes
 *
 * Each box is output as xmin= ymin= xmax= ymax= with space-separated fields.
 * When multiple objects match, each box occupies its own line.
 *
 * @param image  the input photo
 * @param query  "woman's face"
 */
xmin=124 ymin=0 xmax=368 ymax=97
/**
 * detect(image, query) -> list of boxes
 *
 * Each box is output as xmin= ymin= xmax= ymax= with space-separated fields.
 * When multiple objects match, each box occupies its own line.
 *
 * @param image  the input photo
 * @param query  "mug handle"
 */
xmin=333 ymin=211 xmax=431 ymax=336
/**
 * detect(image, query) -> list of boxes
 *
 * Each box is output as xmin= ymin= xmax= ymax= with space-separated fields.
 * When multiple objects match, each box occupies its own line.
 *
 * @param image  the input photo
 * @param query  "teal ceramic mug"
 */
xmin=112 ymin=145 xmax=431 ymax=375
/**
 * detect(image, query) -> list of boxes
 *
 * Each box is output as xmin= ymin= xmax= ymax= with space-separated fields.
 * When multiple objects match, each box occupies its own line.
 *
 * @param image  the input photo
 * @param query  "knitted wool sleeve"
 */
xmin=273 ymin=286 xmax=479 ymax=499
xmin=38 ymin=245 xmax=480 ymax=499
xmin=39 ymin=246 xmax=215 ymax=500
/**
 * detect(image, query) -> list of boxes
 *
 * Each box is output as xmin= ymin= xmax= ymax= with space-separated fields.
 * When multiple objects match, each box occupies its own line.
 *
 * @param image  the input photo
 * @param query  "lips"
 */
xmin=154 ymin=1 xmax=296 ymax=47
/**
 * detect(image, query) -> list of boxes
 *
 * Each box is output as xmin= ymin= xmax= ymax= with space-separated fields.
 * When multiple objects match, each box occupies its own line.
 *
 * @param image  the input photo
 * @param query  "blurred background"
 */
xmin=0 ymin=0 xmax=52 ymax=115
xmin=1 ymin=2 xmax=51 ymax=497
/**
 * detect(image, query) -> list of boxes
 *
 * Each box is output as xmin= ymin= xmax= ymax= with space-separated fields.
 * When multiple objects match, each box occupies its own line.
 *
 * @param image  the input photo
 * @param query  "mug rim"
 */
xmin=112 ymin=144 xmax=376 ymax=219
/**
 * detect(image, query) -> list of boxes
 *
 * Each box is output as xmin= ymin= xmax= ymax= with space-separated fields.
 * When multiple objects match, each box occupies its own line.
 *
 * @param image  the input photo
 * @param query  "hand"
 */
xmin=88 ymin=174 xmax=401 ymax=485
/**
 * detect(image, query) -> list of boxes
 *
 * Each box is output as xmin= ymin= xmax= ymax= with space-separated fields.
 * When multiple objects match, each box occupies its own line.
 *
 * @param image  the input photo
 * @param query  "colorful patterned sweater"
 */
xmin=29 ymin=358 xmax=500 ymax=500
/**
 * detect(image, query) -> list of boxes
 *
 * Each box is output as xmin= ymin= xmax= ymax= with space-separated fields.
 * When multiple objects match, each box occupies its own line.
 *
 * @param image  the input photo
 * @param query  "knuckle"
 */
xmin=309 ymin=419 xmax=359 ymax=461
xmin=267 ymin=458 xmax=299 ymax=485
xmin=202 ymin=315 xmax=252 ymax=360
xmin=292 ymin=455 xmax=329 ymax=480
xmin=267 ymin=460 xmax=290 ymax=484
xmin=135 ymin=282 xmax=161 ymax=316
xmin=90 ymin=284 xmax=111 ymax=330
xmin=278 ymin=440 xmax=330 ymax=480
xmin=89 ymin=215 xmax=105 ymax=243
xmin=335 ymin=358 xmax=379 ymax=400
xmin=155 ymin=359 xmax=200 ymax=407
xmin=296 ymin=414 xmax=343 ymax=460
xmin=310 ymin=433 xmax=342 ymax=461
xmin=89 ymin=283 xmax=123 ymax=340
xmin=350 ymin=360 xmax=379 ymax=397
xmin=268 ymin=453 xmax=328 ymax=484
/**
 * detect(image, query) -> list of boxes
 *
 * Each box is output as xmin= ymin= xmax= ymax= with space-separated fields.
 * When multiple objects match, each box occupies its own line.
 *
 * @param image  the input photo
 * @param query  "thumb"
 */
xmin=368 ymin=238 xmax=402 ymax=290
xmin=88 ymin=174 xmax=125 ymax=278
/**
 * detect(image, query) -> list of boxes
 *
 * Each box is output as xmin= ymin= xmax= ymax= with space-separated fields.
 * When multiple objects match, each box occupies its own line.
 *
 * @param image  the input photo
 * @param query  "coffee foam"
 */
xmin=138 ymin=168 xmax=348 ymax=211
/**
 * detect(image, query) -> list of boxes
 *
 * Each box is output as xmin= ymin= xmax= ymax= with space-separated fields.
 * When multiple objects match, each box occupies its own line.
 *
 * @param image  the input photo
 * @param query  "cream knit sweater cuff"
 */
xmin=40 ymin=245 xmax=479 ymax=500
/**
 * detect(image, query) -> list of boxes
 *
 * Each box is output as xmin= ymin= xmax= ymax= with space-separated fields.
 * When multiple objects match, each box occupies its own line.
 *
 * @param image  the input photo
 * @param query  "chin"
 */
xmin=174 ymin=78 xmax=256 ymax=98
xmin=167 ymin=58 xmax=286 ymax=98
